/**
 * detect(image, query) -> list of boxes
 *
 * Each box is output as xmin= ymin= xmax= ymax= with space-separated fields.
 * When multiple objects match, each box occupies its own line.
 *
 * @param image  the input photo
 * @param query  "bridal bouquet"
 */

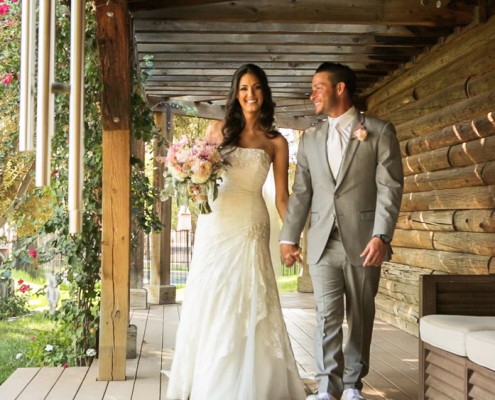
xmin=160 ymin=135 xmax=225 ymax=214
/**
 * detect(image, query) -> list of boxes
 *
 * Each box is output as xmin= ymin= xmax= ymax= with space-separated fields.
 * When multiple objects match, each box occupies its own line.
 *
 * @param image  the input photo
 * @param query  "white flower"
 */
xmin=16 ymin=353 xmax=23 ymax=360
xmin=191 ymin=160 xmax=212 ymax=184
xmin=45 ymin=344 xmax=54 ymax=352
xmin=86 ymin=348 xmax=97 ymax=357
xmin=352 ymin=123 xmax=368 ymax=142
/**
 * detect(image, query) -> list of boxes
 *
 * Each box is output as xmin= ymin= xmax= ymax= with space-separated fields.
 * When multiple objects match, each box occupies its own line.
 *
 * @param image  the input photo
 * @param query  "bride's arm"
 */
xmin=205 ymin=119 xmax=224 ymax=145
xmin=272 ymin=135 xmax=290 ymax=220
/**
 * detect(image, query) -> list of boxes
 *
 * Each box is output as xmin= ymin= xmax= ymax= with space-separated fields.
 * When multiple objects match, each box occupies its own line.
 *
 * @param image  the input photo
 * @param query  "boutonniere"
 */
xmin=351 ymin=113 xmax=368 ymax=141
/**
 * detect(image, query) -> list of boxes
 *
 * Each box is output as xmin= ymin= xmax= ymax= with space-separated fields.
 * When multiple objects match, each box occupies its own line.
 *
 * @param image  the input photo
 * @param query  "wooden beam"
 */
xmin=130 ymin=0 xmax=475 ymax=26
xmin=135 ymin=32 xmax=440 ymax=47
xmin=128 ymin=0 xmax=225 ymax=11
xmin=133 ymin=20 xmax=452 ymax=37
xmin=96 ymin=0 xmax=131 ymax=381
xmin=136 ymin=43 xmax=426 ymax=57
xmin=138 ymin=52 xmax=411 ymax=64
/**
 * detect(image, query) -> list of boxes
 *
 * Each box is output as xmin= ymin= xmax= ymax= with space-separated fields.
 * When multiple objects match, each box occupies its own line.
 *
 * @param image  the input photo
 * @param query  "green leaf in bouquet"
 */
xmin=206 ymin=180 xmax=216 ymax=201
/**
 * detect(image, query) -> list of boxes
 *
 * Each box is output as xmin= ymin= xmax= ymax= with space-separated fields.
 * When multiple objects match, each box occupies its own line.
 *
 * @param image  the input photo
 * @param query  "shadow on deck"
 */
xmin=0 ymin=292 xmax=418 ymax=400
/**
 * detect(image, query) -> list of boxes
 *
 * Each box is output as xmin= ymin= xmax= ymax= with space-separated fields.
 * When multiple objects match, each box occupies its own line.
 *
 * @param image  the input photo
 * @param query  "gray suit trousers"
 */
xmin=309 ymin=227 xmax=381 ymax=398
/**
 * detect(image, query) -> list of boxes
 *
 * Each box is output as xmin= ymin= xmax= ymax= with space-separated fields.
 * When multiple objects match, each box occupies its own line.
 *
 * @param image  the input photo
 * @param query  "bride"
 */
xmin=166 ymin=64 xmax=306 ymax=400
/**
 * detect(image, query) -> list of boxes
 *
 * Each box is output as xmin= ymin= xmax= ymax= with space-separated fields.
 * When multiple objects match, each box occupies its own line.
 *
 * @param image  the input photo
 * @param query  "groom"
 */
xmin=280 ymin=62 xmax=403 ymax=400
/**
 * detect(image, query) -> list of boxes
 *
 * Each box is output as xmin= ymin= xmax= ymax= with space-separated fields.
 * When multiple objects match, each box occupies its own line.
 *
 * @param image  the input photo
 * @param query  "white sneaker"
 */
xmin=342 ymin=388 xmax=365 ymax=400
xmin=306 ymin=394 xmax=331 ymax=400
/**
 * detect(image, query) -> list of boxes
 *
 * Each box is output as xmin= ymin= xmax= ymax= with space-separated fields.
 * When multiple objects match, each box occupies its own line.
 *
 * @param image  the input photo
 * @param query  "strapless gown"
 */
xmin=166 ymin=147 xmax=306 ymax=400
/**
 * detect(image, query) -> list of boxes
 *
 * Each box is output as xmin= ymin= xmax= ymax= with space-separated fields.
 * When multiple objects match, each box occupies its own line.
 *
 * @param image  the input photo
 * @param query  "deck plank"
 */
xmin=46 ymin=367 xmax=89 ymax=400
xmin=102 ymin=308 xmax=152 ymax=400
xmin=0 ymin=292 xmax=418 ymax=399
xmin=160 ymin=304 xmax=180 ymax=399
xmin=17 ymin=367 xmax=64 ymax=400
xmin=132 ymin=305 xmax=165 ymax=400
xmin=73 ymin=360 xmax=108 ymax=400
xmin=283 ymin=301 xmax=419 ymax=400
xmin=0 ymin=367 xmax=39 ymax=400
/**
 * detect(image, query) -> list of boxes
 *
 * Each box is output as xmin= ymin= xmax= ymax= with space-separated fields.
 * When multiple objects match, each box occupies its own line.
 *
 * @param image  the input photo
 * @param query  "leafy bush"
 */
xmin=1 ymin=0 xmax=160 ymax=368
xmin=0 ymin=272 xmax=32 ymax=320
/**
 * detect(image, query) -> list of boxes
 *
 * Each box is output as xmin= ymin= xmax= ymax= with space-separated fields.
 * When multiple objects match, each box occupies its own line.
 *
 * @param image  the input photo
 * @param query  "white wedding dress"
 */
xmin=166 ymin=147 xmax=306 ymax=400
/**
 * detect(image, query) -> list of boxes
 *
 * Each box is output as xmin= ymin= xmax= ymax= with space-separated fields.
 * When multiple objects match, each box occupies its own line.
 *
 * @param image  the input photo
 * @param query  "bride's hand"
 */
xmin=280 ymin=243 xmax=301 ymax=267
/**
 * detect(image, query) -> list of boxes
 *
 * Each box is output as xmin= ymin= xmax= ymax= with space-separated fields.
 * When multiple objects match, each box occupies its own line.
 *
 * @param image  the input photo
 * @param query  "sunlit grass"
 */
xmin=0 ymin=269 xmax=70 ymax=383
xmin=277 ymin=275 xmax=299 ymax=293
xmin=10 ymin=270 xmax=70 ymax=312
xmin=0 ymin=313 xmax=56 ymax=385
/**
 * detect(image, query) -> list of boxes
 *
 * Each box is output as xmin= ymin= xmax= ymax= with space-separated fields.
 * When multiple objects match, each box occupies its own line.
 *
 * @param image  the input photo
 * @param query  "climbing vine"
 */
xmin=0 ymin=1 xmax=159 ymax=366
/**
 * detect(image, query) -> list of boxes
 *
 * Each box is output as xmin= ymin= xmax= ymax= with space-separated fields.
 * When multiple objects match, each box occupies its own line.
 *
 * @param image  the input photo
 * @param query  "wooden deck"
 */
xmin=0 ymin=292 xmax=418 ymax=400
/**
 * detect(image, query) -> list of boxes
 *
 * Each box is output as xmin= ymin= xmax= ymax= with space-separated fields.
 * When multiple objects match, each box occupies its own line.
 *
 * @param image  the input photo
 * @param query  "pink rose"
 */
xmin=175 ymin=148 xmax=191 ymax=163
xmin=28 ymin=248 xmax=38 ymax=259
xmin=1 ymin=72 xmax=13 ymax=85
xmin=19 ymin=284 xmax=30 ymax=293
xmin=0 ymin=4 xmax=9 ymax=15
xmin=170 ymin=163 xmax=188 ymax=181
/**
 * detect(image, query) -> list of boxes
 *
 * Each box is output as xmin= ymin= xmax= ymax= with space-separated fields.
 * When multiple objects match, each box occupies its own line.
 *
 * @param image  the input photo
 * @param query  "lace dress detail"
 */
xmin=246 ymin=222 xmax=269 ymax=239
xmin=166 ymin=147 xmax=305 ymax=400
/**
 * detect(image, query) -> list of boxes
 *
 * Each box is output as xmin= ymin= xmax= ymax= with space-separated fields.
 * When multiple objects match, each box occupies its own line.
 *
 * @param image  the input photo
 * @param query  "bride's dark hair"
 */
xmin=221 ymin=64 xmax=278 ymax=148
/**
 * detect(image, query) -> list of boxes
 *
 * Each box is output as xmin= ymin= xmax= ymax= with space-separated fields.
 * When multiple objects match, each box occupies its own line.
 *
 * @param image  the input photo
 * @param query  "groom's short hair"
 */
xmin=316 ymin=62 xmax=356 ymax=98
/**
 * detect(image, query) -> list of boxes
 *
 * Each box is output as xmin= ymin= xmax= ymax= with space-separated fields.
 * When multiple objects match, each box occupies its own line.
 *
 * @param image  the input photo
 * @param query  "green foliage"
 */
xmin=0 ymin=313 xmax=56 ymax=385
xmin=0 ymin=1 xmax=159 ymax=368
xmin=173 ymin=115 xmax=210 ymax=142
xmin=131 ymin=74 xmax=162 ymax=233
xmin=25 ymin=328 xmax=73 ymax=367
xmin=0 ymin=280 xmax=31 ymax=320
xmin=2 ymin=2 xmax=104 ymax=365
xmin=131 ymin=166 xmax=162 ymax=233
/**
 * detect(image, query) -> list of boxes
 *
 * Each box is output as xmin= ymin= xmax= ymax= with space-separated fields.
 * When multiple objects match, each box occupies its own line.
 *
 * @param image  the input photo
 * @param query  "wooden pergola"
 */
xmin=94 ymin=0 xmax=495 ymax=381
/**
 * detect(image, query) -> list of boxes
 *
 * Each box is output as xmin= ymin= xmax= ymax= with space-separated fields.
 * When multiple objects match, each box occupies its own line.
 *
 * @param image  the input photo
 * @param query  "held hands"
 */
xmin=280 ymin=243 xmax=302 ymax=267
xmin=360 ymin=237 xmax=387 ymax=267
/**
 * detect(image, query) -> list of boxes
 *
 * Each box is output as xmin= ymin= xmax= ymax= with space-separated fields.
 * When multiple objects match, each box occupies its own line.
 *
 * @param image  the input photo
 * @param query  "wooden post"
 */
xmin=130 ymin=136 xmax=145 ymax=289
xmin=130 ymin=136 xmax=147 ymax=308
xmin=147 ymin=109 xmax=175 ymax=304
xmin=96 ymin=0 xmax=131 ymax=381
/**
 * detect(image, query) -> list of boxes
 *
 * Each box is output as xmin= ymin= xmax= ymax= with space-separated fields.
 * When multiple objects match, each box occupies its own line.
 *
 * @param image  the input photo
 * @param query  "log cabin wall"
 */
xmin=365 ymin=15 xmax=495 ymax=336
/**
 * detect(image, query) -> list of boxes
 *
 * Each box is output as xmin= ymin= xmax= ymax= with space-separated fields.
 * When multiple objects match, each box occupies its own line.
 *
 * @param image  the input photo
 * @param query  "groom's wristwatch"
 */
xmin=373 ymin=234 xmax=391 ymax=243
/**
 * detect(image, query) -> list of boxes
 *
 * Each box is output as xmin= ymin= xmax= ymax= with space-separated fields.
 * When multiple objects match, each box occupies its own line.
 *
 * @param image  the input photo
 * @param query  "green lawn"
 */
xmin=277 ymin=275 xmax=299 ymax=292
xmin=0 ymin=270 xmax=69 ymax=384
xmin=0 ymin=312 xmax=56 ymax=385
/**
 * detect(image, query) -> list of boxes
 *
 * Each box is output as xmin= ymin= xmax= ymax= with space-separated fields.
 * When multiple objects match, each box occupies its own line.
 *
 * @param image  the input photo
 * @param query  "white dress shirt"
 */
xmin=327 ymin=106 xmax=357 ymax=178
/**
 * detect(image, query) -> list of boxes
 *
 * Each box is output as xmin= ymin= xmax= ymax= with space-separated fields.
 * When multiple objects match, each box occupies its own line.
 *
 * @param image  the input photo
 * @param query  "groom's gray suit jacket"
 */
xmin=280 ymin=113 xmax=404 ymax=266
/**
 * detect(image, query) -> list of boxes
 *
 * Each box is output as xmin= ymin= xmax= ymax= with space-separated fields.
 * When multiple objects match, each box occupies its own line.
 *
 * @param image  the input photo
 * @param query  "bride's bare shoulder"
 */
xmin=205 ymin=120 xmax=224 ymax=145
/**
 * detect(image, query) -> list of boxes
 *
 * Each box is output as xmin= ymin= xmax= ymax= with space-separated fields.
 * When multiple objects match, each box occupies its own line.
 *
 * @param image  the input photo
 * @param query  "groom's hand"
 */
xmin=280 ymin=243 xmax=302 ymax=267
xmin=360 ymin=237 xmax=387 ymax=267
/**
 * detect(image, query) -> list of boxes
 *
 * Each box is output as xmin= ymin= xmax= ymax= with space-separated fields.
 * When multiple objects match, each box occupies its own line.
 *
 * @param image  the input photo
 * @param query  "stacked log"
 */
xmin=366 ymin=15 xmax=495 ymax=336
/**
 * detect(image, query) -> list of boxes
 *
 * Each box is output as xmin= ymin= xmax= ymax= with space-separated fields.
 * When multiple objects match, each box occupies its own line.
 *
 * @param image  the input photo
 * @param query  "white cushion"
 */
xmin=420 ymin=315 xmax=495 ymax=356
xmin=466 ymin=331 xmax=495 ymax=371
